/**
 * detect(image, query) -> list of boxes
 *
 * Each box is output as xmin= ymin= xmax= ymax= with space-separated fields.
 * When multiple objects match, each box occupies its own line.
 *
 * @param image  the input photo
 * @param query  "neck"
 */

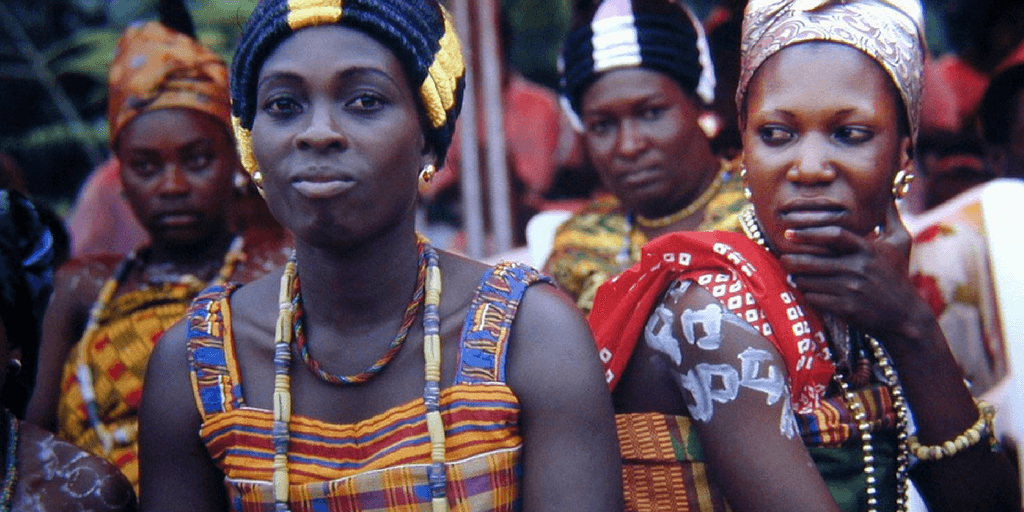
xmin=141 ymin=229 xmax=238 ymax=283
xmin=293 ymin=224 xmax=421 ymax=331
xmin=634 ymin=153 xmax=722 ymax=237
xmin=147 ymin=225 xmax=235 ymax=266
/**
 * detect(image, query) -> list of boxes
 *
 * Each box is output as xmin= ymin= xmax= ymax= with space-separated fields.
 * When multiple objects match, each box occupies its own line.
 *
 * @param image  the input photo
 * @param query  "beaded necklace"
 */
xmin=634 ymin=168 xmax=726 ymax=228
xmin=293 ymin=240 xmax=426 ymax=385
xmin=739 ymin=204 xmax=911 ymax=512
xmin=0 ymin=408 xmax=17 ymax=510
xmin=75 ymin=236 xmax=246 ymax=455
xmin=271 ymin=235 xmax=447 ymax=512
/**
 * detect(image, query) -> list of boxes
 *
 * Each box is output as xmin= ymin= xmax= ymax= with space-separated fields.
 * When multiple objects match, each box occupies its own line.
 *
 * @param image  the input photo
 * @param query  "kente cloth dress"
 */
xmin=543 ymin=160 xmax=748 ymax=316
xmin=590 ymin=231 xmax=900 ymax=512
xmin=57 ymin=279 xmax=208 ymax=491
xmin=187 ymin=263 xmax=548 ymax=511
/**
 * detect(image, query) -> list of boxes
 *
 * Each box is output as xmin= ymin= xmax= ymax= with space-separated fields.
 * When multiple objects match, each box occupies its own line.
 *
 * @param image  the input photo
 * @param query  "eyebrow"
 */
xmin=125 ymin=139 xmax=212 ymax=156
xmin=257 ymin=66 xmax=405 ymax=95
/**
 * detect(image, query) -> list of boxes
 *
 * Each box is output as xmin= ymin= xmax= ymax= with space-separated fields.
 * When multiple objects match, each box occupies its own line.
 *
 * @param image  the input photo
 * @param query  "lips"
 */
xmin=290 ymin=168 xmax=356 ymax=199
xmin=778 ymin=199 xmax=847 ymax=228
xmin=155 ymin=211 xmax=200 ymax=227
xmin=615 ymin=166 xmax=663 ymax=188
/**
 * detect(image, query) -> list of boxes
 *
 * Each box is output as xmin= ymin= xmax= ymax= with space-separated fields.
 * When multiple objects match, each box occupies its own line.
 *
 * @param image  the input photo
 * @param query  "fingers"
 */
xmin=875 ymin=200 xmax=912 ymax=266
xmin=783 ymin=225 xmax=867 ymax=256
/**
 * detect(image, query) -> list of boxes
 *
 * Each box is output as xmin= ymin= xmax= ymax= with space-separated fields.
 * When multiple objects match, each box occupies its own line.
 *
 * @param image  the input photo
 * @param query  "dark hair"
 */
xmin=0 ymin=189 xmax=56 ymax=417
xmin=979 ymin=64 xmax=1024 ymax=147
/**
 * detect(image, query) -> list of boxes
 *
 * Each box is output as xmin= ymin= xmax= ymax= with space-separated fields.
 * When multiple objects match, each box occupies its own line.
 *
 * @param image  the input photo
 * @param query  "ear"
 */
xmin=898 ymin=135 xmax=913 ymax=174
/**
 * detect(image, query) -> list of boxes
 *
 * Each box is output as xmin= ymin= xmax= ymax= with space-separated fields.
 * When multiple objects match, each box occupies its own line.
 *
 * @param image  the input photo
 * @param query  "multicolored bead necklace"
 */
xmin=271 ymin=235 xmax=448 ymax=512
xmin=0 ymin=408 xmax=18 ymax=510
xmin=293 ymin=240 xmax=427 ymax=385
xmin=75 ymin=235 xmax=245 ymax=455
xmin=740 ymin=204 xmax=911 ymax=512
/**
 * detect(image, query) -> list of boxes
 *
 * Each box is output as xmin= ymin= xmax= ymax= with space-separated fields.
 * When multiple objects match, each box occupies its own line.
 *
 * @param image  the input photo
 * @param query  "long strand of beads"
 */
xmin=420 ymin=241 xmax=448 ymax=512
xmin=75 ymin=236 xmax=245 ymax=455
xmin=833 ymin=331 xmax=911 ymax=512
xmin=271 ymin=236 xmax=444 ymax=510
xmin=272 ymin=255 xmax=298 ymax=512
xmin=866 ymin=334 xmax=911 ymax=511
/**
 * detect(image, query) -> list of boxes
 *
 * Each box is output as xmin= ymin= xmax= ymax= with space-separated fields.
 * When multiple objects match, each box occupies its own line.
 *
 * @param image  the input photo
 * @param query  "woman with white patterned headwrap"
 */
xmin=589 ymin=0 xmax=1019 ymax=510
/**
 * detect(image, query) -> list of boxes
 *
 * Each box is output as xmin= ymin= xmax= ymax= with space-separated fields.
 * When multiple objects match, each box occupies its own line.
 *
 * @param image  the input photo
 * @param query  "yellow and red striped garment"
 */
xmin=188 ymin=263 xmax=549 ymax=511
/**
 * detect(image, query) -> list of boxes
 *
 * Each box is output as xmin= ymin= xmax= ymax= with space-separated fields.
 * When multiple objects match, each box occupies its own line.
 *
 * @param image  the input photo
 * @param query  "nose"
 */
xmin=615 ymin=119 xmax=647 ymax=159
xmin=295 ymin=103 xmax=346 ymax=152
xmin=786 ymin=134 xmax=837 ymax=185
xmin=158 ymin=164 xmax=189 ymax=196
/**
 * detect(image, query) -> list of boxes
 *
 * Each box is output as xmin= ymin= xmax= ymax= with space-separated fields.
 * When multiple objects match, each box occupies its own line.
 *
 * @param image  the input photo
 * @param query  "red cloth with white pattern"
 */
xmin=589 ymin=231 xmax=835 ymax=413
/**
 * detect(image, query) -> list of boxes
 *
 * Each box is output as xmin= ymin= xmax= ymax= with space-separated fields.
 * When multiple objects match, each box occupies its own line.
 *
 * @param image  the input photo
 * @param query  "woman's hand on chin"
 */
xmin=777 ymin=201 xmax=933 ymax=342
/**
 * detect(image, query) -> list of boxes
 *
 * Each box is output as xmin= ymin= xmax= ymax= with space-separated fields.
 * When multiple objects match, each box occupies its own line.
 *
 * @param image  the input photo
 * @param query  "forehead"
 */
xmin=117 ymin=108 xmax=228 ymax=150
xmin=258 ymin=25 xmax=408 ymax=89
xmin=582 ymin=68 xmax=691 ymax=111
xmin=746 ymin=42 xmax=898 ymax=116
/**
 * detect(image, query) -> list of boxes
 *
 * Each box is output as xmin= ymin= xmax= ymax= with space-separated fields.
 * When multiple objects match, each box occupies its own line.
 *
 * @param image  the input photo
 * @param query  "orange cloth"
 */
xmin=107 ymin=21 xmax=231 ymax=142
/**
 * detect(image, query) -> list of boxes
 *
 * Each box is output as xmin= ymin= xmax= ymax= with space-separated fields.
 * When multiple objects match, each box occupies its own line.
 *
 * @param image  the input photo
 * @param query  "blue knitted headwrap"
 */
xmin=560 ymin=0 xmax=716 ymax=130
xmin=231 ymin=0 xmax=466 ymax=174
xmin=0 ymin=189 xmax=54 ymax=349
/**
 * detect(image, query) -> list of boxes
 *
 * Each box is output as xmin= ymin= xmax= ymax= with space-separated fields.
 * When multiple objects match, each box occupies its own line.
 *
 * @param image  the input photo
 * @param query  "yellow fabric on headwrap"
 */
xmin=419 ymin=9 xmax=465 ymax=129
xmin=108 ymin=21 xmax=231 ymax=144
xmin=287 ymin=0 xmax=344 ymax=30
xmin=737 ymin=0 xmax=926 ymax=141
xmin=232 ymin=116 xmax=260 ymax=178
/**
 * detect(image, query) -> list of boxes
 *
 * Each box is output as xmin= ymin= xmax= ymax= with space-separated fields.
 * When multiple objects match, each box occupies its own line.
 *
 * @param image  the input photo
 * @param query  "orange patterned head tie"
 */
xmin=107 ymin=21 xmax=231 ymax=145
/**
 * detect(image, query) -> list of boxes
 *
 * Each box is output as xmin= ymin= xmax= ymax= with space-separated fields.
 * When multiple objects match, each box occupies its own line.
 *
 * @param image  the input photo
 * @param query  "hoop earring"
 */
xmin=892 ymin=169 xmax=914 ymax=199
xmin=252 ymin=170 xmax=264 ymax=189
xmin=740 ymin=167 xmax=752 ymax=200
xmin=7 ymin=359 xmax=21 ymax=376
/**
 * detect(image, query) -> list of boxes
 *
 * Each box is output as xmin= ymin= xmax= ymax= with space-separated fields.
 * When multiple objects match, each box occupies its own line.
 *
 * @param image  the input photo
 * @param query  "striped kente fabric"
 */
xmin=187 ymin=263 xmax=550 ymax=511
xmin=617 ymin=382 xmax=894 ymax=512
xmin=617 ymin=412 xmax=731 ymax=512
xmin=59 ymin=280 xmax=206 ymax=491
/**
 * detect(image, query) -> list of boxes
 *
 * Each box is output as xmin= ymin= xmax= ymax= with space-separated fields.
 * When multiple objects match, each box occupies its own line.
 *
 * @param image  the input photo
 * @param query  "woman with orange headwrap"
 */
xmin=26 ymin=14 xmax=290 ymax=492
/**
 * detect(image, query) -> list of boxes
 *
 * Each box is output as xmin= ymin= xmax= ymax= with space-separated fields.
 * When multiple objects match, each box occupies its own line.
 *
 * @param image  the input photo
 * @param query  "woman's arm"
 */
xmin=506 ymin=284 xmax=622 ymax=512
xmin=781 ymin=204 xmax=1019 ymax=511
xmin=657 ymin=279 xmax=843 ymax=512
xmin=138 ymin=321 xmax=226 ymax=512
xmin=27 ymin=260 xmax=105 ymax=431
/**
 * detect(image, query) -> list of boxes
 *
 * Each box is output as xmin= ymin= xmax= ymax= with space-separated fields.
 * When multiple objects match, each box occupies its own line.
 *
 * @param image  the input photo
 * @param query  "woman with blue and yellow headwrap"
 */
xmin=138 ymin=1 xmax=622 ymax=511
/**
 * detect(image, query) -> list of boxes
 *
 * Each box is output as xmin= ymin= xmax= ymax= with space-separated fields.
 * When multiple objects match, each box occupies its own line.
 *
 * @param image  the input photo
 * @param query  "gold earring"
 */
xmin=697 ymin=112 xmax=722 ymax=139
xmin=252 ymin=170 xmax=264 ymax=189
xmin=892 ymin=169 xmax=914 ymax=199
xmin=740 ymin=167 xmax=752 ymax=200
xmin=419 ymin=163 xmax=436 ymax=184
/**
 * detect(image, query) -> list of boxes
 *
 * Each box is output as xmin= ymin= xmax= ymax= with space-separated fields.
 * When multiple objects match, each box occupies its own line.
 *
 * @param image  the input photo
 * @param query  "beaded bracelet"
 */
xmin=908 ymin=400 xmax=997 ymax=461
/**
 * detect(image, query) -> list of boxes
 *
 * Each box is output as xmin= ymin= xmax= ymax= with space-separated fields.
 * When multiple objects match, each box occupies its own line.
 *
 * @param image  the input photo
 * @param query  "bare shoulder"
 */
xmin=15 ymin=422 xmax=137 ymax=511
xmin=52 ymin=255 xmax=121 ymax=304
